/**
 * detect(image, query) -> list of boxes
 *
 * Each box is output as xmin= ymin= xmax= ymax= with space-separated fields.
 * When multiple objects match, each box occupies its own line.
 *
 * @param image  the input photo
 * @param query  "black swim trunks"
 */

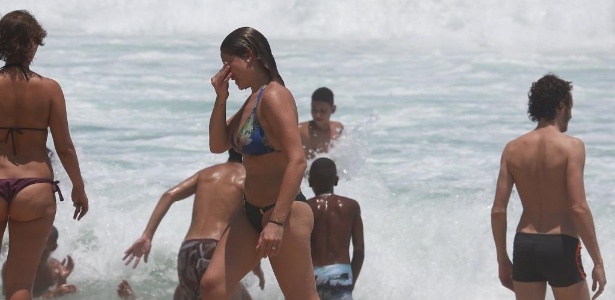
xmin=512 ymin=232 xmax=586 ymax=287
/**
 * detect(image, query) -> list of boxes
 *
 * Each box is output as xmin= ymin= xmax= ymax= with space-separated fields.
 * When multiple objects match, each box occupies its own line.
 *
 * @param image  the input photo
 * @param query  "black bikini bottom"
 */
xmin=244 ymin=192 xmax=306 ymax=232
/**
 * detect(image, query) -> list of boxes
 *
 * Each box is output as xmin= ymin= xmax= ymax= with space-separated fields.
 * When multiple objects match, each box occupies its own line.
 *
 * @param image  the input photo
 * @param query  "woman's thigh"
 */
xmin=202 ymin=208 xmax=261 ymax=294
xmin=269 ymin=201 xmax=318 ymax=300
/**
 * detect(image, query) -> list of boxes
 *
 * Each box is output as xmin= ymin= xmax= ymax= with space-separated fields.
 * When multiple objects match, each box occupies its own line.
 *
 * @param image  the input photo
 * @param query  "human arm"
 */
xmin=47 ymin=80 xmax=88 ymax=220
xmin=123 ymin=173 xmax=199 ymax=268
xmin=40 ymin=284 xmax=77 ymax=298
xmin=209 ymin=64 xmax=234 ymax=153
xmin=350 ymin=203 xmax=364 ymax=288
xmin=490 ymin=147 xmax=514 ymax=291
xmin=257 ymin=86 xmax=307 ymax=258
xmin=297 ymin=122 xmax=310 ymax=158
xmin=332 ymin=122 xmax=344 ymax=140
xmin=566 ymin=139 xmax=606 ymax=299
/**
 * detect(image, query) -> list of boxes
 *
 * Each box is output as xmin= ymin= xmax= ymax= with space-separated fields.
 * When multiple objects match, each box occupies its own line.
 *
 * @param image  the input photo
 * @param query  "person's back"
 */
xmin=506 ymin=128 xmax=580 ymax=236
xmin=491 ymin=74 xmax=606 ymax=300
xmin=0 ymin=10 xmax=88 ymax=300
xmin=123 ymin=150 xmax=263 ymax=300
xmin=309 ymin=194 xmax=359 ymax=266
xmin=184 ymin=161 xmax=244 ymax=241
xmin=307 ymin=158 xmax=363 ymax=300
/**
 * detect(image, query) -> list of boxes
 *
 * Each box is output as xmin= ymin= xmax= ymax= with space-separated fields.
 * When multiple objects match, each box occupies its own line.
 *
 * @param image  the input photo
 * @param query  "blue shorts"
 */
xmin=513 ymin=232 xmax=586 ymax=287
xmin=314 ymin=264 xmax=354 ymax=300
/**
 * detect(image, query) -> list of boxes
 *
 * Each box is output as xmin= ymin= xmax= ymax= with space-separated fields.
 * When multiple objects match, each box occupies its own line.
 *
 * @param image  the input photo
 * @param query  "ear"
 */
xmin=245 ymin=49 xmax=255 ymax=63
xmin=331 ymin=105 xmax=337 ymax=114
xmin=334 ymin=175 xmax=339 ymax=187
xmin=308 ymin=176 xmax=313 ymax=187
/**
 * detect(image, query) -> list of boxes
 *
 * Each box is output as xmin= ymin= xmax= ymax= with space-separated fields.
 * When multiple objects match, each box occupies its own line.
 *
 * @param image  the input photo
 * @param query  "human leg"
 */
xmin=0 ymin=194 xmax=8 ymax=248
xmin=513 ymin=281 xmax=547 ymax=300
xmin=268 ymin=201 xmax=318 ymax=300
xmin=200 ymin=209 xmax=260 ymax=299
xmin=551 ymin=281 xmax=590 ymax=300
xmin=4 ymin=183 xmax=56 ymax=300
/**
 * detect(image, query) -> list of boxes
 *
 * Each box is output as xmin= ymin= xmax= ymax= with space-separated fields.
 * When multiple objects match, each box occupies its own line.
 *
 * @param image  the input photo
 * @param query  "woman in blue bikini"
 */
xmin=201 ymin=27 xmax=319 ymax=299
xmin=0 ymin=10 xmax=89 ymax=299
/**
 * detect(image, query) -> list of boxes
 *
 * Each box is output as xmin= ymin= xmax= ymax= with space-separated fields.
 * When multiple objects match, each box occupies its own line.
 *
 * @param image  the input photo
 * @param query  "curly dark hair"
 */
xmin=0 ymin=10 xmax=47 ymax=63
xmin=527 ymin=74 xmax=573 ymax=122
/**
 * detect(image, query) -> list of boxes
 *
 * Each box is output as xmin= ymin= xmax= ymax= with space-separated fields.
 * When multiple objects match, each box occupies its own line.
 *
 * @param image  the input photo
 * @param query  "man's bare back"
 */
xmin=308 ymin=193 xmax=361 ymax=266
xmin=503 ymin=126 xmax=581 ymax=236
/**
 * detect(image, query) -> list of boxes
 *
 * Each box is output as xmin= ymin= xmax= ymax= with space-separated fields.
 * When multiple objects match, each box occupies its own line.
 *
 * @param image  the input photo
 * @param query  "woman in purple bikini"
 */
xmin=0 ymin=10 xmax=88 ymax=299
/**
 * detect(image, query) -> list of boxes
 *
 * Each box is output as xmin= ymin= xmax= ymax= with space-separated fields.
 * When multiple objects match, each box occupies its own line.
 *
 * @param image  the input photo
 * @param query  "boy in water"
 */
xmin=123 ymin=150 xmax=264 ymax=300
xmin=3 ymin=226 xmax=77 ymax=298
xmin=299 ymin=87 xmax=344 ymax=159
xmin=306 ymin=158 xmax=364 ymax=300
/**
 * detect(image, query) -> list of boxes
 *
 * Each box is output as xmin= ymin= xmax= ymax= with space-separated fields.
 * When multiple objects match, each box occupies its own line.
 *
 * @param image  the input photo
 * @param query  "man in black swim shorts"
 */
xmin=491 ymin=74 xmax=606 ymax=300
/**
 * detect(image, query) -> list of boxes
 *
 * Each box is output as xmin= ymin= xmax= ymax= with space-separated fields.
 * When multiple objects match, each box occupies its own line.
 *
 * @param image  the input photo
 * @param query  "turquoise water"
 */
xmin=1 ymin=1 xmax=614 ymax=299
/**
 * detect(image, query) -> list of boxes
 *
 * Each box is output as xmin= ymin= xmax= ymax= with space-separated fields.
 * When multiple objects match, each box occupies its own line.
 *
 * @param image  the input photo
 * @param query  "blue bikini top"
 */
xmin=231 ymin=86 xmax=279 ymax=156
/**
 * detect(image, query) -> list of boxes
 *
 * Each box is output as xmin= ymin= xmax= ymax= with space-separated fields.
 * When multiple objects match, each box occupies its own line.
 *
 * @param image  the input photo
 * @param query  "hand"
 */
xmin=123 ymin=236 xmax=152 ymax=269
xmin=498 ymin=258 xmax=514 ymax=292
xmin=591 ymin=264 xmax=606 ymax=300
xmin=117 ymin=279 xmax=137 ymax=300
xmin=210 ymin=63 xmax=233 ymax=100
xmin=57 ymin=255 xmax=75 ymax=285
xmin=256 ymin=221 xmax=284 ymax=258
xmin=71 ymin=186 xmax=89 ymax=220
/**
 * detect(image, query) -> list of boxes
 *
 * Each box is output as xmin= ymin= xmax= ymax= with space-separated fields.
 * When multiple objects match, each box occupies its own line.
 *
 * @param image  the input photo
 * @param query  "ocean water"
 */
xmin=1 ymin=1 xmax=614 ymax=299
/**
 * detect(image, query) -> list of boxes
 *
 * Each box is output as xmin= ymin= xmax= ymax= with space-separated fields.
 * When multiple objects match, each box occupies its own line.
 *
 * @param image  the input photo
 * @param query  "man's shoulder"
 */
xmin=298 ymin=121 xmax=310 ymax=135
xmin=333 ymin=194 xmax=360 ymax=210
xmin=331 ymin=121 xmax=344 ymax=128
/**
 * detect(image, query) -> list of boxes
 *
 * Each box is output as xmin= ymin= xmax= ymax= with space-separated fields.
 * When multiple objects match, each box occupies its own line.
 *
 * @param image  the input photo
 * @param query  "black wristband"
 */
xmin=268 ymin=220 xmax=284 ymax=226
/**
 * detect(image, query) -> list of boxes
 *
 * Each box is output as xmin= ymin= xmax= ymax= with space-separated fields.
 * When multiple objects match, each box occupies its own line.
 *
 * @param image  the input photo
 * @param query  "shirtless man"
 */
xmin=299 ymin=87 xmax=344 ymax=159
xmin=123 ymin=149 xmax=264 ymax=300
xmin=491 ymin=74 xmax=606 ymax=300
xmin=306 ymin=158 xmax=363 ymax=300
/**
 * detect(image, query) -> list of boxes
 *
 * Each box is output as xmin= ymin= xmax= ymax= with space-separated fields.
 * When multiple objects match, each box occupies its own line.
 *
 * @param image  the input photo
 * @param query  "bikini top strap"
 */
xmin=247 ymin=85 xmax=268 ymax=128
xmin=1 ymin=128 xmax=22 ymax=155
xmin=252 ymin=85 xmax=267 ymax=112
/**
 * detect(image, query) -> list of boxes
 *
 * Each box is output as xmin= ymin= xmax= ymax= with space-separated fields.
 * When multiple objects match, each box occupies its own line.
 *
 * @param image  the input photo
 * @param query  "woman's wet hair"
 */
xmin=220 ymin=27 xmax=284 ymax=86
xmin=527 ymin=73 xmax=573 ymax=122
xmin=0 ymin=10 xmax=47 ymax=63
